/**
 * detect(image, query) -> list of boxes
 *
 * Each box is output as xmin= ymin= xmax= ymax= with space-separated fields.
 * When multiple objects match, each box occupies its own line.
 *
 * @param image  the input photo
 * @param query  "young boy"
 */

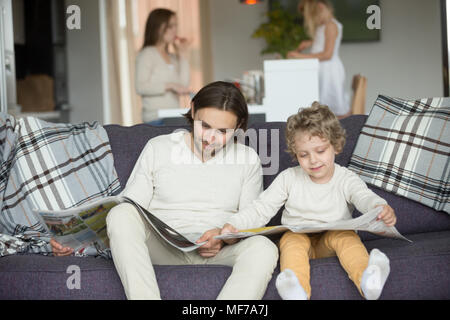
xmin=221 ymin=102 xmax=397 ymax=300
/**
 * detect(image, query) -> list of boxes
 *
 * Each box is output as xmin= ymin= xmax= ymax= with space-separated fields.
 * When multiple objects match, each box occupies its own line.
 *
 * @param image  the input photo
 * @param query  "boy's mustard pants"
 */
xmin=279 ymin=230 xmax=369 ymax=299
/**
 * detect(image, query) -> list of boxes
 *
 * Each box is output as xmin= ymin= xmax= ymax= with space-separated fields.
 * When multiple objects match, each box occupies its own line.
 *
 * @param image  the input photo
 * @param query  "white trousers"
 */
xmin=106 ymin=203 xmax=279 ymax=300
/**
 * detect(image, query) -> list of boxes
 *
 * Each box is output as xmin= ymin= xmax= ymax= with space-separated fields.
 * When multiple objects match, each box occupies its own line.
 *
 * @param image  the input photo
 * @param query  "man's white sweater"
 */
xmin=121 ymin=130 xmax=263 ymax=235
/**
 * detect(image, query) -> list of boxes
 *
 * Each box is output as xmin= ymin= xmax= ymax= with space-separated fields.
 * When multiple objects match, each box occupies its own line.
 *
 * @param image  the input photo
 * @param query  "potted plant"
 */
xmin=252 ymin=1 xmax=308 ymax=58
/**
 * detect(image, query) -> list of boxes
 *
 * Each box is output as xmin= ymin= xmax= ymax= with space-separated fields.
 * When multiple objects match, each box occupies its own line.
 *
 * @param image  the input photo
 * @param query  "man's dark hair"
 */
xmin=183 ymin=81 xmax=249 ymax=130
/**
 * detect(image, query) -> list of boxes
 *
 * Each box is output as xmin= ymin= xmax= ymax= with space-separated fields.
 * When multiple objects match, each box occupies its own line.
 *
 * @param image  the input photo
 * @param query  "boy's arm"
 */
xmin=120 ymin=141 xmax=155 ymax=210
xmin=344 ymin=170 xmax=387 ymax=214
xmin=227 ymin=169 xmax=292 ymax=230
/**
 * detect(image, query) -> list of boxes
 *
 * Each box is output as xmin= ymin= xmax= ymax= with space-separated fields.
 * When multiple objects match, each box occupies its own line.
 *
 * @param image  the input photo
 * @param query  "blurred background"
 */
xmin=0 ymin=0 xmax=445 ymax=126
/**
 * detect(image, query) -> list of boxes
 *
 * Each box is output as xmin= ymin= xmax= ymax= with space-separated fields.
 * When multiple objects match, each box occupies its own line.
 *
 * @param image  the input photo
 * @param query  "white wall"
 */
xmin=340 ymin=0 xmax=443 ymax=112
xmin=209 ymin=0 xmax=268 ymax=82
xmin=65 ymin=0 xmax=104 ymax=124
xmin=209 ymin=0 xmax=444 ymax=113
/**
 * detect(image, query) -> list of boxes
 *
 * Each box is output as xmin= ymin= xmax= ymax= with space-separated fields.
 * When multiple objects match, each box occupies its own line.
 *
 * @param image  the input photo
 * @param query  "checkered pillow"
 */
xmin=0 ymin=113 xmax=121 ymax=254
xmin=348 ymin=95 xmax=449 ymax=214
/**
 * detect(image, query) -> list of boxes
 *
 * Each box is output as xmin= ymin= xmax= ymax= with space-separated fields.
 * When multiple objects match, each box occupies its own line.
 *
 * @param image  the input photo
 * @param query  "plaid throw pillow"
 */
xmin=0 ymin=113 xmax=121 ymax=254
xmin=348 ymin=95 xmax=449 ymax=214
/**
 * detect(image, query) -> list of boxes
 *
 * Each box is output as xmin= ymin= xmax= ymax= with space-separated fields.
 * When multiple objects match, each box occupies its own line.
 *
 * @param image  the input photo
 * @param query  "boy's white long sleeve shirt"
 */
xmin=227 ymin=164 xmax=387 ymax=230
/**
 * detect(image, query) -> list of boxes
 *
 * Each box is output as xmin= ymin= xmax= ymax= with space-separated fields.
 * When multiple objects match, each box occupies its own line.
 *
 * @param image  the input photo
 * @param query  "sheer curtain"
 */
xmin=104 ymin=0 xmax=139 ymax=125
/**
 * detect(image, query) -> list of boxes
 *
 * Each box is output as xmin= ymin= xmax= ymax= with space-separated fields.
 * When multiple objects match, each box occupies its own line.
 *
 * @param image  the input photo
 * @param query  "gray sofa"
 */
xmin=1 ymin=115 xmax=449 ymax=299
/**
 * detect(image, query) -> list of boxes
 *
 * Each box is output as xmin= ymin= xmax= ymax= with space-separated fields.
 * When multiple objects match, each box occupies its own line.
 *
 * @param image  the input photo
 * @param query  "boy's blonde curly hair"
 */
xmin=285 ymin=102 xmax=346 ymax=159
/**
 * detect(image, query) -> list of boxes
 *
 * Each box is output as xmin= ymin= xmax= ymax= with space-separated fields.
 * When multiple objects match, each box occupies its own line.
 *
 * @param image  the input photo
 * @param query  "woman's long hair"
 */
xmin=142 ymin=8 xmax=176 ymax=51
xmin=298 ymin=0 xmax=334 ymax=38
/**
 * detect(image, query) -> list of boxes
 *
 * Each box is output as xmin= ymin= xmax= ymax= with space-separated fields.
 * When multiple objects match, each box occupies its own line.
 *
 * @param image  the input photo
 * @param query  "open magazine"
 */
xmin=215 ymin=206 xmax=411 ymax=242
xmin=32 ymin=196 xmax=206 ymax=253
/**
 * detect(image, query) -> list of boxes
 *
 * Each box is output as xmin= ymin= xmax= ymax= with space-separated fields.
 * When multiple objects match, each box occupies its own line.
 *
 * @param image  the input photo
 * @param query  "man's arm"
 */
xmin=237 ymin=151 xmax=264 ymax=211
xmin=120 ymin=141 xmax=155 ymax=210
xmin=196 ymin=150 xmax=264 ymax=255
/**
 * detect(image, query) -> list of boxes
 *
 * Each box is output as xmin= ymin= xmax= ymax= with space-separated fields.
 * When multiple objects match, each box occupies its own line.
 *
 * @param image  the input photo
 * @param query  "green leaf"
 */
xmin=253 ymin=0 xmax=308 ymax=57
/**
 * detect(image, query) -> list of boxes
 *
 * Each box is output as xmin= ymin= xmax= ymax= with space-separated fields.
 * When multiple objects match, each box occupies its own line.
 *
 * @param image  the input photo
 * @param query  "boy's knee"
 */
xmin=279 ymin=231 xmax=310 ymax=249
xmin=325 ymin=230 xmax=359 ymax=246
xmin=327 ymin=230 xmax=357 ymax=239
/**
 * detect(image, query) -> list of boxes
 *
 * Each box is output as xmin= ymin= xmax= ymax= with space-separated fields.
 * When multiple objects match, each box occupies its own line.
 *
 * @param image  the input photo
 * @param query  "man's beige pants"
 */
xmin=106 ymin=203 xmax=279 ymax=300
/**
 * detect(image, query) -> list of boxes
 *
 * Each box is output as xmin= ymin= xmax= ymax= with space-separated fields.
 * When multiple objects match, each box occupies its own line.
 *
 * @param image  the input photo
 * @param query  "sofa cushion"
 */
xmin=348 ymin=95 xmax=449 ymax=214
xmin=0 ymin=114 xmax=121 ymax=254
xmin=105 ymin=124 xmax=190 ymax=188
xmin=1 ymin=230 xmax=449 ymax=299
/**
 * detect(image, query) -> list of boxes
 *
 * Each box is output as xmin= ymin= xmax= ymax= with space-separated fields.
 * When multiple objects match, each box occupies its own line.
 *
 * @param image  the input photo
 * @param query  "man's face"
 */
xmin=191 ymin=107 xmax=239 ymax=159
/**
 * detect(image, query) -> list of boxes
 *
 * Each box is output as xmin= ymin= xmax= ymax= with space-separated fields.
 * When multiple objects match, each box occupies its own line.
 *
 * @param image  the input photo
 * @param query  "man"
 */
xmin=105 ymin=82 xmax=278 ymax=299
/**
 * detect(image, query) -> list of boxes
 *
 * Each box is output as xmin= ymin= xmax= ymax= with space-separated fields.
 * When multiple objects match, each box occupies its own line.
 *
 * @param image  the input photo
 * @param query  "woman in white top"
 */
xmin=288 ymin=0 xmax=350 ymax=119
xmin=136 ymin=8 xmax=191 ymax=125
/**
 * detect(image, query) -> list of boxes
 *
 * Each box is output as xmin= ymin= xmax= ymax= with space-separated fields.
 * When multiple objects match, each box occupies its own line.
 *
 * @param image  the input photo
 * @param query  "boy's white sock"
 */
xmin=276 ymin=269 xmax=308 ymax=300
xmin=361 ymin=248 xmax=390 ymax=300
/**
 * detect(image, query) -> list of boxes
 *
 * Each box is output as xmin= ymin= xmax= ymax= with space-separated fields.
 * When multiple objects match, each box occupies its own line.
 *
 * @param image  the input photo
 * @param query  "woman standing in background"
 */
xmin=136 ymin=8 xmax=191 ymax=125
xmin=288 ymin=0 xmax=350 ymax=119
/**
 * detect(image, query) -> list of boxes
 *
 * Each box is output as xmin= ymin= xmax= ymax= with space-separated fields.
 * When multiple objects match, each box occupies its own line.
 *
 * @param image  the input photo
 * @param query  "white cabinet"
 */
xmin=263 ymin=59 xmax=319 ymax=122
xmin=157 ymin=58 xmax=320 ymax=123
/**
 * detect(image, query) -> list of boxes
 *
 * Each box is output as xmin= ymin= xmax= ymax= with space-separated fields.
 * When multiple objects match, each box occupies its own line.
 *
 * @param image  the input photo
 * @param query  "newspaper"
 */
xmin=215 ymin=206 xmax=411 ymax=242
xmin=32 ymin=196 xmax=206 ymax=253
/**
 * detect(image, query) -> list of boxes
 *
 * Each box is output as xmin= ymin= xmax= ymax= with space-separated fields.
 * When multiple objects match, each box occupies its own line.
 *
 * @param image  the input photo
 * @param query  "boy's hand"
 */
xmin=376 ymin=204 xmax=397 ymax=227
xmin=196 ymin=228 xmax=224 ymax=258
xmin=220 ymin=223 xmax=240 ymax=245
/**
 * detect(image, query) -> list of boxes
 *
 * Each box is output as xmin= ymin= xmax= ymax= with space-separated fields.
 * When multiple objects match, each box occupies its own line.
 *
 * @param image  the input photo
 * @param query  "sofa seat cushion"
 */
xmin=353 ymin=183 xmax=450 ymax=241
xmin=0 ymin=254 xmax=126 ymax=299
xmin=0 ymin=231 xmax=449 ymax=300
xmin=305 ymin=230 xmax=450 ymax=299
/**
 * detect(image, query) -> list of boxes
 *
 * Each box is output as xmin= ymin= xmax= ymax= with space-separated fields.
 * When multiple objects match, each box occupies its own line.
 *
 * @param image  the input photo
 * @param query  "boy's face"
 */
xmin=294 ymin=131 xmax=338 ymax=184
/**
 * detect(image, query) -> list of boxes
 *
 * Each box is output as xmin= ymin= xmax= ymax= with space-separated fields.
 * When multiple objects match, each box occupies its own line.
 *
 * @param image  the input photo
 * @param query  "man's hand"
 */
xmin=376 ymin=204 xmax=397 ymax=227
xmin=196 ymin=228 xmax=224 ymax=258
xmin=220 ymin=223 xmax=240 ymax=245
xmin=50 ymin=238 xmax=74 ymax=257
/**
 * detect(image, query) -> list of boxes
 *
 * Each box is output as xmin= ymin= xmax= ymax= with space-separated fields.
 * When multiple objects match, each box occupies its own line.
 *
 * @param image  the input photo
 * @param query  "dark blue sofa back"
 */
xmin=104 ymin=115 xmax=450 ymax=240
